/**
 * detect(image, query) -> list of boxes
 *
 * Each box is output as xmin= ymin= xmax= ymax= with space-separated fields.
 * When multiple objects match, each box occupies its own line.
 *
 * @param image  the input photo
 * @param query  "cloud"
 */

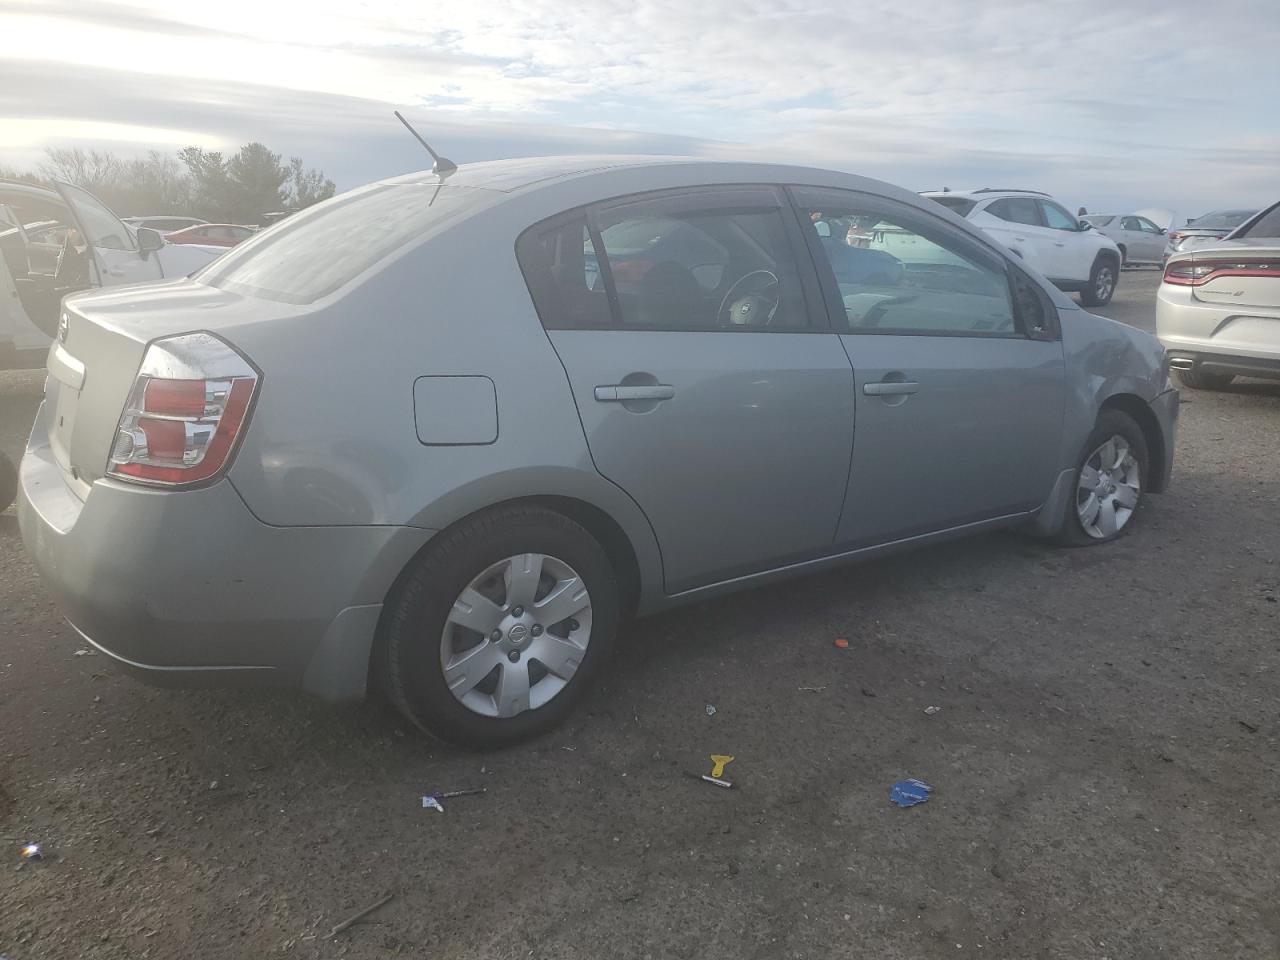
xmin=1 ymin=0 xmax=1277 ymax=213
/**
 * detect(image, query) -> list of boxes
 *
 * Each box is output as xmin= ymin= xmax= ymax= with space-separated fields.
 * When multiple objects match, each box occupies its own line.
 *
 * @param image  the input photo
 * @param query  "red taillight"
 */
xmin=1163 ymin=258 xmax=1280 ymax=286
xmin=144 ymin=378 xmax=207 ymax=417
xmin=108 ymin=333 xmax=259 ymax=487
xmin=1168 ymin=231 xmax=1187 ymax=243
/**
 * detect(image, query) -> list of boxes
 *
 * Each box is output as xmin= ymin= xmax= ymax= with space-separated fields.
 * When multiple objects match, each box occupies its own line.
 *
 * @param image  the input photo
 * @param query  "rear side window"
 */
xmin=986 ymin=198 xmax=1041 ymax=226
xmin=927 ymin=196 xmax=977 ymax=217
xmin=198 ymin=183 xmax=496 ymax=304
xmin=519 ymin=186 xmax=811 ymax=331
xmin=1239 ymin=204 xmax=1280 ymax=238
xmin=516 ymin=214 xmax=613 ymax=330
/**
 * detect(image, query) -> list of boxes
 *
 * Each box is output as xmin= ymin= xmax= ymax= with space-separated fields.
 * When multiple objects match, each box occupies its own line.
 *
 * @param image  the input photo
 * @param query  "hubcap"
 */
xmin=1076 ymin=435 xmax=1141 ymax=539
xmin=1096 ymin=267 xmax=1114 ymax=300
xmin=440 ymin=553 xmax=593 ymax=719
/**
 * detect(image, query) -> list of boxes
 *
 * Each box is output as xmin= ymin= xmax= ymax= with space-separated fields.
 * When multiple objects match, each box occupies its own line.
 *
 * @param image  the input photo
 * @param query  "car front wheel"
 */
xmin=1058 ymin=409 xmax=1149 ymax=546
xmin=1079 ymin=255 xmax=1118 ymax=306
xmin=379 ymin=504 xmax=619 ymax=749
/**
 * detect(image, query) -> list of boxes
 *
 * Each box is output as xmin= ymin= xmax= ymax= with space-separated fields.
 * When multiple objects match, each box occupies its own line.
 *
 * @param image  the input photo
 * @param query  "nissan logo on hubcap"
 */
xmin=508 ymin=624 xmax=529 ymax=644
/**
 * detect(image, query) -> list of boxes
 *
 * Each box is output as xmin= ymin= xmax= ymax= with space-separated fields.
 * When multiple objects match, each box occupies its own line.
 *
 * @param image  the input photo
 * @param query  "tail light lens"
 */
xmin=1164 ymin=258 xmax=1280 ymax=286
xmin=108 ymin=332 xmax=259 ymax=487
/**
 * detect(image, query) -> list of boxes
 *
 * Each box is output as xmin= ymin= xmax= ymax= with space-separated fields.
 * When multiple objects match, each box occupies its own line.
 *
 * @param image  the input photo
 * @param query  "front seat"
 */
xmin=636 ymin=260 xmax=705 ymax=328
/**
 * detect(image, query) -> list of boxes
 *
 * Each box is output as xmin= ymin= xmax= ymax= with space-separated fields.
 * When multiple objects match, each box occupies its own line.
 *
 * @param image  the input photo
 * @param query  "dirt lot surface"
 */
xmin=2 ymin=271 xmax=1278 ymax=959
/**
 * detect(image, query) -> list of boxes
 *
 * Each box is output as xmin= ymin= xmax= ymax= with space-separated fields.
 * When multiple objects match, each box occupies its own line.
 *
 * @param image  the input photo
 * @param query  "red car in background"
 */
xmin=163 ymin=223 xmax=256 ymax=247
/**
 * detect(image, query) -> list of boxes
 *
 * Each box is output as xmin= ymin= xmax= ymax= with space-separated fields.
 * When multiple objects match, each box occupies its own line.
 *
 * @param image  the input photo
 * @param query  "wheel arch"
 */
xmin=365 ymin=492 xmax=650 ymax=700
xmin=1099 ymin=392 xmax=1168 ymax=493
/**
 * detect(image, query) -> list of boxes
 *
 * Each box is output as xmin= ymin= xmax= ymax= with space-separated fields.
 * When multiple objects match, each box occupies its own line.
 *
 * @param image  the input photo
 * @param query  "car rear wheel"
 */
xmin=379 ymin=504 xmax=619 ymax=749
xmin=1058 ymin=410 xmax=1148 ymax=546
xmin=1079 ymin=255 xmax=1118 ymax=306
xmin=1175 ymin=366 xmax=1234 ymax=391
xmin=0 ymin=451 xmax=16 ymax=514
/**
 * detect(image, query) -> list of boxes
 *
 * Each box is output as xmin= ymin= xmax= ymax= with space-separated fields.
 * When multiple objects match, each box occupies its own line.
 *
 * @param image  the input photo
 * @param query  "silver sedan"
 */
xmin=19 ymin=157 xmax=1178 ymax=748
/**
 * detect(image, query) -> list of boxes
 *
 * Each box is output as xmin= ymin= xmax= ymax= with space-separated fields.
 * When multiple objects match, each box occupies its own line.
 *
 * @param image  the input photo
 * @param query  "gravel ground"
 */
xmin=2 ymin=271 xmax=1278 ymax=959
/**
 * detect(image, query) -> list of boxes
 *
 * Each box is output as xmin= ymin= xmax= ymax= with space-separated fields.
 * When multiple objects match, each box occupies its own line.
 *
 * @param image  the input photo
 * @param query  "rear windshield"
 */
xmin=197 ymin=183 xmax=496 ymax=304
xmin=1190 ymin=210 xmax=1256 ymax=230
xmin=1082 ymin=215 xmax=1114 ymax=227
xmin=1238 ymin=204 xmax=1280 ymax=238
xmin=926 ymin=196 xmax=977 ymax=217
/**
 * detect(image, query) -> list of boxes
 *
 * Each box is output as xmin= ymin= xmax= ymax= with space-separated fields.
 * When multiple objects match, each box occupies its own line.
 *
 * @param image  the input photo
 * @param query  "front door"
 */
xmin=1037 ymin=199 xmax=1095 ymax=282
xmin=794 ymin=188 xmax=1066 ymax=547
xmin=55 ymin=183 xmax=163 ymax=287
xmin=517 ymin=186 xmax=856 ymax=593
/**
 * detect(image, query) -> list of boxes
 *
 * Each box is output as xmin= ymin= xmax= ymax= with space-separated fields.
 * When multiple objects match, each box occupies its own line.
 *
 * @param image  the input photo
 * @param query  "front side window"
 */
xmin=593 ymin=189 xmax=809 ymax=330
xmin=58 ymin=182 xmax=136 ymax=252
xmin=798 ymin=190 xmax=1018 ymax=336
xmin=986 ymin=197 xmax=1041 ymax=226
xmin=1137 ymin=217 xmax=1163 ymax=234
xmin=1040 ymin=201 xmax=1079 ymax=231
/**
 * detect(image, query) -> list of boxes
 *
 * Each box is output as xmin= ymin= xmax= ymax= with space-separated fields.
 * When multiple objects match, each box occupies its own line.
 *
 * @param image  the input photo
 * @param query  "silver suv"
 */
xmin=922 ymin=188 xmax=1123 ymax=306
xmin=19 ymin=158 xmax=1178 ymax=748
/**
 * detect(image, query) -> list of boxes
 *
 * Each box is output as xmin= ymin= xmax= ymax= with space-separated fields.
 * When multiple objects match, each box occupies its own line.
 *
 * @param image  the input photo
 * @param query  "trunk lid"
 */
xmin=44 ymin=278 xmax=292 ymax=494
xmin=1190 ymin=240 xmax=1280 ymax=310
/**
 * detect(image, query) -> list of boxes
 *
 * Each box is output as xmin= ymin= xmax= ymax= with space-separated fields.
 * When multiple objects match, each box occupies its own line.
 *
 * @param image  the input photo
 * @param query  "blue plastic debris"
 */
xmin=890 ymin=778 xmax=933 ymax=808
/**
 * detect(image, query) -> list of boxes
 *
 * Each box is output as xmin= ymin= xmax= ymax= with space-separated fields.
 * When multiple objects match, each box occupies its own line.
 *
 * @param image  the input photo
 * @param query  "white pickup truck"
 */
xmin=1 ymin=180 xmax=223 ymax=369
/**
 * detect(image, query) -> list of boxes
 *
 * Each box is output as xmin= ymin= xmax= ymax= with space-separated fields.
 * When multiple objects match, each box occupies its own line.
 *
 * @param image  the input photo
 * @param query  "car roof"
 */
xmin=920 ymin=187 xmax=1052 ymax=200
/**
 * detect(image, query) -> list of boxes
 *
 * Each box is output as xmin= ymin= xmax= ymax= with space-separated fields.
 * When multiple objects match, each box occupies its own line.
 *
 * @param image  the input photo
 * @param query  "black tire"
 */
xmin=1057 ymin=409 xmax=1149 ymax=546
xmin=378 ymin=504 xmax=619 ymax=750
xmin=0 ymin=452 xmax=16 ymax=514
xmin=1175 ymin=366 xmax=1234 ymax=391
xmin=1079 ymin=255 xmax=1119 ymax=306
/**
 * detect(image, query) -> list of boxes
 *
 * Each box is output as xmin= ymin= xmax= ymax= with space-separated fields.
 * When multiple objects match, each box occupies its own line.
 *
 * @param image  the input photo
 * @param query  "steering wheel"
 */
xmin=717 ymin=269 xmax=780 ymax=326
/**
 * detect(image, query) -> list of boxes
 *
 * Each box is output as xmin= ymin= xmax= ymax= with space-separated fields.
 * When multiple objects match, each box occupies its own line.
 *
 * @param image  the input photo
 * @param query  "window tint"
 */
xmin=1040 ymin=201 xmax=1079 ymax=231
xmin=927 ymin=195 xmax=977 ymax=217
xmin=1240 ymin=204 xmax=1280 ymax=238
xmin=199 ymin=183 xmax=496 ymax=304
xmin=592 ymin=190 xmax=808 ymax=330
xmin=800 ymin=194 xmax=1017 ymax=336
xmin=986 ymin=197 xmax=1041 ymax=226
xmin=516 ymin=215 xmax=613 ymax=330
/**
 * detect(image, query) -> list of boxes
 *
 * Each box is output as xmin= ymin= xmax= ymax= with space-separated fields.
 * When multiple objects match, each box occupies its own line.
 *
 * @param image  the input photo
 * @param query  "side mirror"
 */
xmin=137 ymin=227 xmax=164 ymax=257
xmin=1077 ymin=220 xmax=1093 ymax=231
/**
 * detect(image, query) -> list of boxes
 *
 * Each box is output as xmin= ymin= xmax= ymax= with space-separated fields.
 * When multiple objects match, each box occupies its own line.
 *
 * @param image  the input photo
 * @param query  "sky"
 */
xmin=1 ymin=0 xmax=1277 ymax=217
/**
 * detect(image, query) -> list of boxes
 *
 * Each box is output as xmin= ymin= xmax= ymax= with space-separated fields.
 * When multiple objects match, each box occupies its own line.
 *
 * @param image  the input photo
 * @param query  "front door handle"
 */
xmin=595 ymin=384 xmax=676 ymax=402
xmin=863 ymin=381 xmax=919 ymax=397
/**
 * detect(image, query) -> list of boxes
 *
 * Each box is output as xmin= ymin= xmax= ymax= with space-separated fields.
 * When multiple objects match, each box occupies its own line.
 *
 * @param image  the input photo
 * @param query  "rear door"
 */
xmin=1037 ymin=199 xmax=1094 ymax=281
xmin=55 ymin=182 xmax=163 ymax=286
xmin=979 ymin=197 xmax=1053 ymax=274
xmin=792 ymin=187 xmax=1066 ymax=548
xmin=519 ymin=185 xmax=856 ymax=593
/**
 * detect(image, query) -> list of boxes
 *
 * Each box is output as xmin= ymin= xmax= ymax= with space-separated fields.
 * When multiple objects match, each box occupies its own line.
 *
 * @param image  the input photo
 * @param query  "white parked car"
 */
xmin=1156 ymin=199 xmax=1280 ymax=389
xmin=1080 ymin=214 xmax=1168 ymax=266
xmin=1 ymin=180 xmax=223 ymax=369
xmin=922 ymin=189 xmax=1123 ymax=306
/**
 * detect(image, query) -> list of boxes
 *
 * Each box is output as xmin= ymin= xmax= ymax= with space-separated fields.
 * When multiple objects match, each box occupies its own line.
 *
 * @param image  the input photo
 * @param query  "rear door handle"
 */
xmin=863 ymin=381 xmax=919 ymax=396
xmin=594 ymin=384 xmax=676 ymax=402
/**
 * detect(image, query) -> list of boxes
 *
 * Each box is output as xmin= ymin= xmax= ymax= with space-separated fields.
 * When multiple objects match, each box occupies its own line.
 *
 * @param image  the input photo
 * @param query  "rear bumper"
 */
xmin=1157 ymin=285 xmax=1280 ymax=375
xmin=18 ymin=403 xmax=433 ymax=700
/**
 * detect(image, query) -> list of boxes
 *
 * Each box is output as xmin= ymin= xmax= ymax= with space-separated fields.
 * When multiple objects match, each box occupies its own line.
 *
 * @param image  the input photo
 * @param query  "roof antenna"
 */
xmin=394 ymin=110 xmax=457 ymax=176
